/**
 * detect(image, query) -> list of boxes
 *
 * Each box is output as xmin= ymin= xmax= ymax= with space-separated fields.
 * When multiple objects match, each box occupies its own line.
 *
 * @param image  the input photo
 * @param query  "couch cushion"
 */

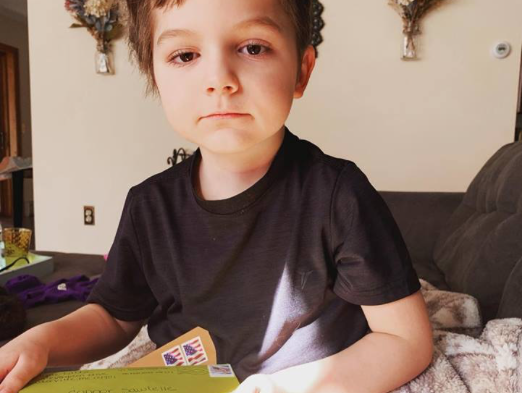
xmin=381 ymin=191 xmax=464 ymax=291
xmin=433 ymin=141 xmax=522 ymax=322
xmin=497 ymin=255 xmax=522 ymax=319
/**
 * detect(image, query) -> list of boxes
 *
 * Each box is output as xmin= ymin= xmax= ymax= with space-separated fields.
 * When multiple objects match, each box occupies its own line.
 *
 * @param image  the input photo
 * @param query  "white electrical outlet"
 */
xmin=84 ymin=206 xmax=95 ymax=225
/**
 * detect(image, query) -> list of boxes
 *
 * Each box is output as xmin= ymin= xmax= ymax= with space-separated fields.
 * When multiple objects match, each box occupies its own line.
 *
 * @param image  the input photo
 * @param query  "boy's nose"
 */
xmin=205 ymin=54 xmax=239 ymax=96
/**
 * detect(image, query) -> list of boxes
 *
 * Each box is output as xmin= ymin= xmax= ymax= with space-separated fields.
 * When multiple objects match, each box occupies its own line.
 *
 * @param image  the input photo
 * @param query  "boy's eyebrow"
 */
xmin=156 ymin=16 xmax=282 ymax=46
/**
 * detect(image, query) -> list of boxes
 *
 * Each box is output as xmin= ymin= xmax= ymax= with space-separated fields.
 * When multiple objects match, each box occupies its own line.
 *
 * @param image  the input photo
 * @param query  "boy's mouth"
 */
xmin=202 ymin=112 xmax=249 ymax=120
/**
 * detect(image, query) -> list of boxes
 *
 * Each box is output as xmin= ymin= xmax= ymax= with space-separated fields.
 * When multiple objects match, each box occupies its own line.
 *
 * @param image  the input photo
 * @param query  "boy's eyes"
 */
xmin=167 ymin=42 xmax=270 ymax=66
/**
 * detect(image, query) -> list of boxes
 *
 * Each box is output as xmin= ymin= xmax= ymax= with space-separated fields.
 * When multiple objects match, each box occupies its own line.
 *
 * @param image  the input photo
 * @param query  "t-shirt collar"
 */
xmin=190 ymin=126 xmax=296 ymax=215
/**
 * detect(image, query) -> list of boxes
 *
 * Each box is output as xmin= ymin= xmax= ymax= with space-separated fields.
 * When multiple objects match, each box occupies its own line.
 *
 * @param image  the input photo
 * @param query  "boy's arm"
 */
xmin=0 ymin=304 xmax=144 ymax=393
xmin=47 ymin=303 xmax=144 ymax=366
xmin=237 ymin=290 xmax=433 ymax=393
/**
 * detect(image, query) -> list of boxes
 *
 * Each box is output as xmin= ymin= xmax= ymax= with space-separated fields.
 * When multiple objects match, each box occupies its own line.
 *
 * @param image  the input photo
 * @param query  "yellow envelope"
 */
xmin=20 ymin=366 xmax=239 ymax=393
xmin=129 ymin=326 xmax=217 ymax=368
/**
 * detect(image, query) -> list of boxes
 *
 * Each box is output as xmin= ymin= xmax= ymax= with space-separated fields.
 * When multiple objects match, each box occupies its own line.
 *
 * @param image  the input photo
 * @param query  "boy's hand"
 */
xmin=234 ymin=374 xmax=286 ymax=393
xmin=0 ymin=330 xmax=49 ymax=393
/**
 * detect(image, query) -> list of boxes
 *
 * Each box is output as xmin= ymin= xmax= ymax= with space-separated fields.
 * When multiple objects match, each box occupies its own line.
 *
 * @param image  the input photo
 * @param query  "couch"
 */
xmin=381 ymin=139 xmax=522 ymax=323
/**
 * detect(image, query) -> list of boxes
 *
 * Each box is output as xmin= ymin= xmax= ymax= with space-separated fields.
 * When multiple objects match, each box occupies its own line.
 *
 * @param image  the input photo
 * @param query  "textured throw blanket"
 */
xmin=82 ymin=280 xmax=522 ymax=392
xmin=391 ymin=280 xmax=522 ymax=393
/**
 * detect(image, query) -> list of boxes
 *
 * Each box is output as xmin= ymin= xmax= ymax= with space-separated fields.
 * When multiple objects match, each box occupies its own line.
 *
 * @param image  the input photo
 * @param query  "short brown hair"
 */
xmin=122 ymin=0 xmax=313 ymax=96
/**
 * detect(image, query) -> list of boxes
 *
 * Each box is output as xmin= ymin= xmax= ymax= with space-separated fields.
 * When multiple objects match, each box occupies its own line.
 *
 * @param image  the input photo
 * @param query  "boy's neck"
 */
xmin=196 ymin=127 xmax=285 ymax=201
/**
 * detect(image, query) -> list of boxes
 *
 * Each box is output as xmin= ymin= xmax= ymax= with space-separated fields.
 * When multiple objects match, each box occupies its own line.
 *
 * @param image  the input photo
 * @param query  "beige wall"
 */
xmin=28 ymin=0 xmax=187 ymax=254
xmin=289 ymin=0 xmax=522 ymax=191
xmin=28 ymin=0 xmax=522 ymax=254
xmin=0 ymin=11 xmax=32 ymax=157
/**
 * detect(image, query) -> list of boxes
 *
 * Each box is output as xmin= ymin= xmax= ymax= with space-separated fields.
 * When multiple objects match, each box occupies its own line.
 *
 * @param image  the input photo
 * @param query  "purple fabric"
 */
xmin=5 ymin=274 xmax=99 ymax=308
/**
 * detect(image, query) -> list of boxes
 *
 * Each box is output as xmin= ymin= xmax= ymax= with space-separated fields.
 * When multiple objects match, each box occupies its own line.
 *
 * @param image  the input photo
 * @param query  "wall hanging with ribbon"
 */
xmin=65 ymin=0 xmax=124 ymax=74
xmin=389 ymin=0 xmax=448 ymax=60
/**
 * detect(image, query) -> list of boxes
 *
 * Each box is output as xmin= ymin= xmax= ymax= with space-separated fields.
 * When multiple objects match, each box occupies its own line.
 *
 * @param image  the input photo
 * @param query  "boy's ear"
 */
xmin=293 ymin=45 xmax=316 ymax=99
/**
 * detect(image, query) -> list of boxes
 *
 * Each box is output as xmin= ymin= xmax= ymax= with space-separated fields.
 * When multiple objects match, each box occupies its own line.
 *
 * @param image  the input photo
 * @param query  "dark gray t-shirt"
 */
xmin=87 ymin=128 xmax=420 ymax=380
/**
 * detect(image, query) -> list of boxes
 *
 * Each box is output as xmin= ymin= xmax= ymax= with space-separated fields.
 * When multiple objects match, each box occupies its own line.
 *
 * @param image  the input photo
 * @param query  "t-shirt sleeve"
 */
xmin=87 ymin=188 xmax=158 ymax=321
xmin=331 ymin=164 xmax=421 ymax=306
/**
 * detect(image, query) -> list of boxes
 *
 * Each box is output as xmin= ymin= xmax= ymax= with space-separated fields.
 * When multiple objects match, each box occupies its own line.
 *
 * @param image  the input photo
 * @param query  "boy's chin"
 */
xmin=200 ymin=127 xmax=260 ymax=155
xmin=202 ymin=142 xmax=255 ymax=156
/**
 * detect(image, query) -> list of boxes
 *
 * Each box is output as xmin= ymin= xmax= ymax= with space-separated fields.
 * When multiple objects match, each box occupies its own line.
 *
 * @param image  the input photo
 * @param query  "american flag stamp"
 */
xmin=161 ymin=345 xmax=187 ymax=366
xmin=181 ymin=336 xmax=208 ymax=365
xmin=208 ymin=364 xmax=235 ymax=378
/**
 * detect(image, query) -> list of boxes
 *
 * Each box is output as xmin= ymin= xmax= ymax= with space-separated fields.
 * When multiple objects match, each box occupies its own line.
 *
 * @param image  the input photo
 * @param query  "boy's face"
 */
xmin=152 ymin=0 xmax=314 ymax=156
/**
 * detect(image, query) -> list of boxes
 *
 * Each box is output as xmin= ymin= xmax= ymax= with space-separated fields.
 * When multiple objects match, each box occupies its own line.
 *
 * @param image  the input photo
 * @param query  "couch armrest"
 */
xmin=379 ymin=191 xmax=464 ymax=290
xmin=497 ymin=256 xmax=522 ymax=319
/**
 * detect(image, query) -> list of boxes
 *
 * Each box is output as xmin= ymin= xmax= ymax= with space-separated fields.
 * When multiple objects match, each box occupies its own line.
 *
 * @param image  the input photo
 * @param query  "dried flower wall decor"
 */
xmin=389 ymin=0 xmax=448 ymax=60
xmin=65 ymin=0 xmax=124 ymax=74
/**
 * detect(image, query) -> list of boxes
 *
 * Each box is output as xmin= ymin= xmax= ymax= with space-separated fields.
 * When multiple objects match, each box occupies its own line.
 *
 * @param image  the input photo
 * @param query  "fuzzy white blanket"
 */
xmin=82 ymin=280 xmax=522 ymax=392
xmin=391 ymin=280 xmax=522 ymax=393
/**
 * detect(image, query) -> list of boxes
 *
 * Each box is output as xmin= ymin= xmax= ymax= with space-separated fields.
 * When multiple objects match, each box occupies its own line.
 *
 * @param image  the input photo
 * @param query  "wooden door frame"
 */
xmin=0 ymin=42 xmax=22 ymax=217
xmin=0 ymin=42 xmax=21 ymax=156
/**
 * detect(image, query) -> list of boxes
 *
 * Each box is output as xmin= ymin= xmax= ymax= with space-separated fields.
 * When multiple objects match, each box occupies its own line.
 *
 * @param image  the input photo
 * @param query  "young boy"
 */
xmin=0 ymin=0 xmax=433 ymax=392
